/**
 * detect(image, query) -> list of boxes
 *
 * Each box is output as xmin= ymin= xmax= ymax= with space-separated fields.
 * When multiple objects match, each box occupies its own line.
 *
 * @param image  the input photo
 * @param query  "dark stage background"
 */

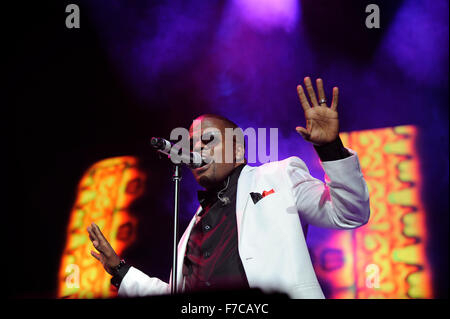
xmin=10 ymin=0 xmax=448 ymax=298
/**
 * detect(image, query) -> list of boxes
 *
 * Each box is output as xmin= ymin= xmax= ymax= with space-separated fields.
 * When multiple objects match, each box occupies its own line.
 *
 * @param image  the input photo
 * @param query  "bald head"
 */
xmin=194 ymin=114 xmax=239 ymax=130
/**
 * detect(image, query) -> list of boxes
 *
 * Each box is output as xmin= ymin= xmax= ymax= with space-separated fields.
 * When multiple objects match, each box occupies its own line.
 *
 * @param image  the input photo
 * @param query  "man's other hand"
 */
xmin=87 ymin=223 xmax=121 ymax=276
xmin=296 ymin=77 xmax=340 ymax=146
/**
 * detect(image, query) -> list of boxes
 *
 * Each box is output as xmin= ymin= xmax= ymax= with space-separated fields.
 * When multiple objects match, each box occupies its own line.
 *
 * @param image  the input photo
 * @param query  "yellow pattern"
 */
xmin=58 ymin=157 xmax=146 ymax=298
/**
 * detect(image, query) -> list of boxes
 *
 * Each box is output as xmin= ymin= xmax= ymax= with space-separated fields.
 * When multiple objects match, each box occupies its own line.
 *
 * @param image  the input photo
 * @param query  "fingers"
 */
xmin=87 ymin=225 xmax=100 ymax=248
xmin=92 ymin=223 xmax=108 ymax=243
xmin=296 ymin=126 xmax=309 ymax=136
xmin=316 ymin=78 xmax=327 ymax=106
xmin=87 ymin=223 xmax=108 ymax=254
xmin=298 ymin=77 xmax=338 ymax=109
xmin=331 ymin=87 xmax=339 ymax=111
xmin=295 ymin=126 xmax=311 ymax=141
xmin=91 ymin=250 xmax=102 ymax=261
xmin=87 ymin=225 xmax=96 ymax=242
xmin=297 ymin=85 xmax=311 ymax=112
xmin=304 ymin=77 xmax=319 ymax=107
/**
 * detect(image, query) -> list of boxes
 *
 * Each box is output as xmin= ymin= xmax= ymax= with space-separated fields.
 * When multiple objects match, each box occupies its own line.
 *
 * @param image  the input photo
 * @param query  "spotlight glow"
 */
xmin=233 ymin=0 xmax=299 ymax=32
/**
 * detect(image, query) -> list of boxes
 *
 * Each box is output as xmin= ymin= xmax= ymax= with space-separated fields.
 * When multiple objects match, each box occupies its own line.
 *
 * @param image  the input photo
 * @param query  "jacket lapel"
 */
xmin=235 ymin=164 xmax=256 ymax=244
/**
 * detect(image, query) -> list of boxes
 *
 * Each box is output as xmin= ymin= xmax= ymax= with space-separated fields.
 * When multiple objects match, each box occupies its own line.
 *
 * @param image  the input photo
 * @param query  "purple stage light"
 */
xmin=232 ymin=0 xmax=300 ymax=32
xmin=379 ymin=0 xmax=448 ymax=86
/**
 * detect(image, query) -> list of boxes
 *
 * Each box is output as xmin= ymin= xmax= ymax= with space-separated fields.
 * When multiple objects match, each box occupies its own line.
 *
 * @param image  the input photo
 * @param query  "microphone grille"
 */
xmin=190 ymin=152 xmax=204 ymax=168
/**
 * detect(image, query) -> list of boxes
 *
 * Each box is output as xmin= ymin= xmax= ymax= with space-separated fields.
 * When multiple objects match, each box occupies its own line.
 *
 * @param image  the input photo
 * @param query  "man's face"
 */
xmin=189 ymin=117 xmax=241 ymax=190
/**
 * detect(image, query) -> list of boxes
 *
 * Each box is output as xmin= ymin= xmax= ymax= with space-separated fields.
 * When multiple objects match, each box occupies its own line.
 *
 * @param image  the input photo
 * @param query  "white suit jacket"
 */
xmin=118 ymin=150 xmax=370 ymax=299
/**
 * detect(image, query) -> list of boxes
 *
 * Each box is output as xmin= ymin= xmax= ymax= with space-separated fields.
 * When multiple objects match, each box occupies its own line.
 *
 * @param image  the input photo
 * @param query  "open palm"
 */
xmin=87 ymin=223 xmax=121 ymax=276
xmin=296 ymin=77 xmax=339 ymax=146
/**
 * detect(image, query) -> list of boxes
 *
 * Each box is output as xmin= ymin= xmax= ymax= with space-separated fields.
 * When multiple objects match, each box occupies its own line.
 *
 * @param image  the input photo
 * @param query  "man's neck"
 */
xmin=204 ymin=163 xmax=245 ymax=192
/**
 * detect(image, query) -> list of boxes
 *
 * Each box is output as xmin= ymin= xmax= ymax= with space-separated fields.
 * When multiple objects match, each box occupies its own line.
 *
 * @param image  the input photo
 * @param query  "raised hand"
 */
xmin=296 ymin=77 xmax=339 ymax=146
xmin=87 ymin=223 xmax=121 ymax=275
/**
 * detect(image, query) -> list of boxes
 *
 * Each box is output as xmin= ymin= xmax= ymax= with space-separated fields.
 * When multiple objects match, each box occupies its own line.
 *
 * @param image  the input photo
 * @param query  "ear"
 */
xmin=235 ymin=143 xmax=245 ymax=163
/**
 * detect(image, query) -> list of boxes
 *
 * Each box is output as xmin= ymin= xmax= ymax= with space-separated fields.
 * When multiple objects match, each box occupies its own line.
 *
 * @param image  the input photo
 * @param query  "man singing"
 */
xmin=86 ymin=77 xmax=370 ymax=299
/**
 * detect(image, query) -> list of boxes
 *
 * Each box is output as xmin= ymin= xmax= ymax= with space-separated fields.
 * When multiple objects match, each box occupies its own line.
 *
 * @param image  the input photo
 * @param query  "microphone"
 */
xmin=150 ymin=137 xmax=171 ymax=153
xmin=150 ymin=137 xmax=208 ymax=169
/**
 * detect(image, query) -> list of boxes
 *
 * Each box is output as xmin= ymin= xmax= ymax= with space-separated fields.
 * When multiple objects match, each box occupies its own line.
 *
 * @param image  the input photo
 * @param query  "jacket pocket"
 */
xmin=253 ymin=191 xmax=281 ymax=206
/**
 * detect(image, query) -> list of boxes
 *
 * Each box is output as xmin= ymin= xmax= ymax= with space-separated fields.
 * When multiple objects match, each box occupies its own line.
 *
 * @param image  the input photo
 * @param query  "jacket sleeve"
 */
xmin=117 ymin=266 xmax=170 ymax=297
xmin=283 ymin=149 xmax=370 ymax=229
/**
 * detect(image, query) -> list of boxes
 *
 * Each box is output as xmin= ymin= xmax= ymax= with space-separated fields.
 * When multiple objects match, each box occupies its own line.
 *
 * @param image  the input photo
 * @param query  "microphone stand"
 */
xmin=150 ymin=137 xmax=205 ymax=294
xmin=171 ymin=164 xmax=181 ymax=294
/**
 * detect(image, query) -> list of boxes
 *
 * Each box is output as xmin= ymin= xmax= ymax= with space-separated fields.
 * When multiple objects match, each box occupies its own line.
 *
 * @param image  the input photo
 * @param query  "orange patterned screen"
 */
xmin=311 ymin=125 xmax=432 ymax=298
xmin=58 ymin=156 xmax=146 ymax=298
